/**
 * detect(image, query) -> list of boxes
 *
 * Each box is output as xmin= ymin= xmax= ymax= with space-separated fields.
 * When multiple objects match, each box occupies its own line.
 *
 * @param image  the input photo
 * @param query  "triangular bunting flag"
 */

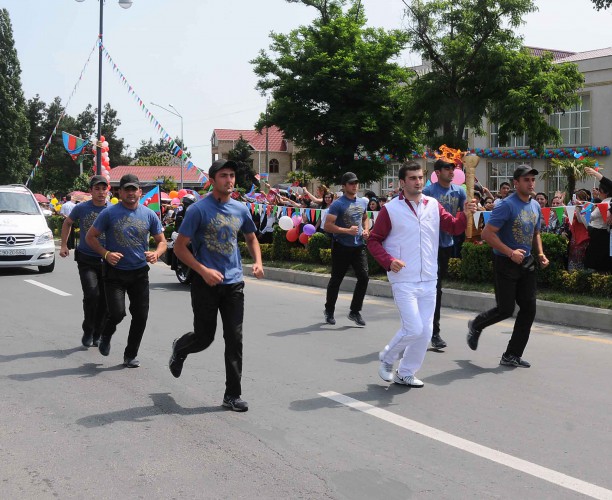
xmin=553 ymin=207 xmax=565 ymax=224
xmin=566 ymin=205 xmax=576 ymax=224
xmin=473 ymin=211 xmax=482 ymax=227
xmin=540 ymin=207 xmax=550 ymax=226
xmin=597 ymin=203 xmax=609 ymax=224
xmin=482 ymin=211 xmax=491 ymax=224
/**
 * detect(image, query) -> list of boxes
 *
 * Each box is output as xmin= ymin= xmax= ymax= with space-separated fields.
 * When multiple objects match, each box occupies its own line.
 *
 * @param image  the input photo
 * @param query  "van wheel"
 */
xmin=39 ymin=258 xmax=55 ymax=273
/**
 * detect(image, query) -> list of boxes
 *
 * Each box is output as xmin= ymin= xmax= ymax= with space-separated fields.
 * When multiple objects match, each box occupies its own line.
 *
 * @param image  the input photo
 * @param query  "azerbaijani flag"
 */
xmin=62 ymin=131 xmax=89 ymax=163
xmin=140 ymin=185 xmax=161 ymax=216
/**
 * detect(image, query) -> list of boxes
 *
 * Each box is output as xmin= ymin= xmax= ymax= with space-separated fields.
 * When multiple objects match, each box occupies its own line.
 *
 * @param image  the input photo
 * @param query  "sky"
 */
xmin=4 ymin=0 xmax=612 ymax=176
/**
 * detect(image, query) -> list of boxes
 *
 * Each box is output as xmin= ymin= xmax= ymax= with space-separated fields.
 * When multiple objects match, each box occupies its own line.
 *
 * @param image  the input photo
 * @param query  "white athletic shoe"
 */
xmin=378 ymin=351 xmax=394 ymax=382
xmin=392 ymin=371 xmax=424 ymax=388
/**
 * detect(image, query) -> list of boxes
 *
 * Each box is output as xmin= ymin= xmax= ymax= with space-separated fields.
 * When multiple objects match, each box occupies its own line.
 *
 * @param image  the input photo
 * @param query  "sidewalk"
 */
xmin=247 ymin=267 xmax=612 ymax=334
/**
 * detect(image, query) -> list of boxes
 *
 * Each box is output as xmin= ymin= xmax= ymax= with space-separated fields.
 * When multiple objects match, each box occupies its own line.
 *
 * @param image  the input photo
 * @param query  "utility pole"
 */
xmin=265 ymin=97 xmax=270 ymax=176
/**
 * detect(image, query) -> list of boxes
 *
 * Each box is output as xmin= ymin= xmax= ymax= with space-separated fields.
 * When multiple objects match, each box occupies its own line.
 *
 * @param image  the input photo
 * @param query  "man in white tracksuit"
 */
xmin=368 ymin=161 xmax=476 ymax=387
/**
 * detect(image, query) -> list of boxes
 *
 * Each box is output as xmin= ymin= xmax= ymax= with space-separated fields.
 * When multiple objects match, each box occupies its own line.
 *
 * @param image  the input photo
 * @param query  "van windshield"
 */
xmin=0 ymin=192 xmax=40 ymax=215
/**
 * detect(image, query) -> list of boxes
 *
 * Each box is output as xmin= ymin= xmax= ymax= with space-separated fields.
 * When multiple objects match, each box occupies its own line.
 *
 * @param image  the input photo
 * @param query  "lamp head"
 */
xmin=118 ymin=0 xmax=133 ymax=9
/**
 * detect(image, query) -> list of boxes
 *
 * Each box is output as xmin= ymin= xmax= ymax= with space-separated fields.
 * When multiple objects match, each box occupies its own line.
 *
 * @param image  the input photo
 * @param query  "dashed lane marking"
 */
xmin=320 ymin=391 xmax=612 ymax=500
xmin=24 ymin=279 xmax=72 ymax=297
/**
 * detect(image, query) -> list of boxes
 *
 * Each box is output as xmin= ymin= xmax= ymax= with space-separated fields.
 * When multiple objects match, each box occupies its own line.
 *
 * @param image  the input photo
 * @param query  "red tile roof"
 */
xmin=213 ymin=126 xmax=288 ymax=152
xmin=108 ymin=165 xmax=206 ymax=185
xmin=526 ymin=46 xmax=576 ymax=61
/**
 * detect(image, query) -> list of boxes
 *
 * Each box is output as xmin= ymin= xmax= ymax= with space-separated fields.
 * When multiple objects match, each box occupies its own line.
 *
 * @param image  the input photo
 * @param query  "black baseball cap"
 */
xmin=513 ymin=165 xmax=539 ymax=180
xmin=89 ymin=175 xmax=108 ymax=188
xmin=119 ymin=173 xmax=140 ymax=189
xmin=208 ymin=159 xmax=238 ymax=178
xmin=341 ymin=171 xmax=359 ymax=185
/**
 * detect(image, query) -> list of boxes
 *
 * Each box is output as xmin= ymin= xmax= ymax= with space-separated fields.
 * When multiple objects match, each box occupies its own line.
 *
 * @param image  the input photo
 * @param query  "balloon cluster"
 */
xmin=278 ymin=215 xmax=316 ymax=245
xmin=473 ymin=146 xmax=611 ymax=160
xmin=50 ymin=198 xmax=61 ymax=212
xmin=430 ymin=168 xmax=466 ymax=185
xmin=92 ymin=136 xmax=111 ymax=186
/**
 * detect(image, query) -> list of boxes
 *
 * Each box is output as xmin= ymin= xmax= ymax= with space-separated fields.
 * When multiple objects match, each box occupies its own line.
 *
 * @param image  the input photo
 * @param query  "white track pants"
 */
xmin=380 ymin=280 xmax=437 ymax=378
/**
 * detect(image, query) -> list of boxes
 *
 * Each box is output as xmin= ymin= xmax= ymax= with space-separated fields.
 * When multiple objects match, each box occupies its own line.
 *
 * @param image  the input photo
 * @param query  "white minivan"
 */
xmin=0 ymin=185 xmax=56 ymax=273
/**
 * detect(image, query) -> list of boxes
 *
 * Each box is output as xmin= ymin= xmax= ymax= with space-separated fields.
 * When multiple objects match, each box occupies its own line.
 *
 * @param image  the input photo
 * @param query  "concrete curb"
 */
xmin=247 ymin=267 xmax=612 ymax=334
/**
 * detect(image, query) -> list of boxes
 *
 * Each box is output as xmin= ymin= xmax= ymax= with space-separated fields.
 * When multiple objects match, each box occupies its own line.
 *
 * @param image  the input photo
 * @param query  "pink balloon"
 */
xmin=177 ymin=189 xmax=188 ymax=199
xmin=452 ymin=168 xmax=466 ymax=185
xmin=171 ymin=198 xmax=181 ymax=206
xmin=430 ymin=171 xmax=438 ymax=183
xmin=292 ymin=214 xmax=301 ymax=227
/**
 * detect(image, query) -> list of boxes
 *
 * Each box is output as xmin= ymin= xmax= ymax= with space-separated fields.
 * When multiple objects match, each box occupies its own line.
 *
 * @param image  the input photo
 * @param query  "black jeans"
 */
xmin=433 ymin=246 xmax=453 ymax=335
xmin=101 ymin=264 xmax=150 ymax=359
xmin=76 ymin=252 xmax=107 ymax=342
xmin=174 ymin=275 xmax=245 ymax=397
xmin=472 ymin=254 xmax=537 ymax=357
xmin=325 ymin=243 xmax=369 ymax=315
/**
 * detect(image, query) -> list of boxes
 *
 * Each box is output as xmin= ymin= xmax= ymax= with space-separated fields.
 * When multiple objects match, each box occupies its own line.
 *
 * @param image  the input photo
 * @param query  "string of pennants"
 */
xmin=473 ymin=202 xmax=610 ymax=227
xmin=100 ymin=42 xmax=208 ymax=186
xmin=243 ymin=202 xmax=380 ymax=223
xmin=25 ymin=39 xmax=99 ymax=185
xmin=243 ymin=201 xmax=610 ymax=227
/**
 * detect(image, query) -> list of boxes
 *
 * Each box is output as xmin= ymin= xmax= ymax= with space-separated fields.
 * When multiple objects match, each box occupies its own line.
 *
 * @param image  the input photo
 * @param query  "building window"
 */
xmin=269 ymin=158 xmax=279 ymax=173
xmin=487 ymin=161 xmax=531 ymax=195
xmin=549 ymin=94 xmax=591 ymax=146
xmin=383 ymin=163 xmax=402 ymax=196
xmin=490 ymin=123 xmax=529 ymax=148
xmin=545 ymin=159 xmax=565 ymax=197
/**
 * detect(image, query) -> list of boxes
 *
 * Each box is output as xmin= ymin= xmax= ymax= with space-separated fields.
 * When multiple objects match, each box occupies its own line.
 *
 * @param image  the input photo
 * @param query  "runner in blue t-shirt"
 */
xmin=60 ymin=175 xmax=109 ymax=347
xmin=467 ymin=165 xmax=549 ymax=368
xmin=169 ymin=159 xmax=264 ymax=413
xmin=86 ymin=174 xmax=167 ymax=369
xmin=423 ymin=159 xmax=467 ymax=349
xmin=323 ymin=171 xmax=369 ymax=327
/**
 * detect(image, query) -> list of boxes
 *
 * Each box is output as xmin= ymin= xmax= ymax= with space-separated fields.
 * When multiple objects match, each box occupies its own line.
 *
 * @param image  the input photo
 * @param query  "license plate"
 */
xmin=0 ymin=249 xmax=26 ymax=256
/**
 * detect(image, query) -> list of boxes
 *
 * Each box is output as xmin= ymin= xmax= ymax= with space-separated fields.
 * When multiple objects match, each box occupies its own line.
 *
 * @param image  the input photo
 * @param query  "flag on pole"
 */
xmin=140 ymin=185 xmax=161 ymax=217
xmin=62 ymin=131 xmax=89 ymax=162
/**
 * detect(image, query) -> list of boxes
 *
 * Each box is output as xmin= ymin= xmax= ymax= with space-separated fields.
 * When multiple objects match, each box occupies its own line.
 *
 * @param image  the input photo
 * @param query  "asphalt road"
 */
xmin=1 ymin=256 xmax=611 ymax=499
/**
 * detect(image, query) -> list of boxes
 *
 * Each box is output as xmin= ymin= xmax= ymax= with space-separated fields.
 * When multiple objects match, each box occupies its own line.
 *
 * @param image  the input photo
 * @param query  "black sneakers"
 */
xmin=222 ymin=394 xmax=249 ymax=412
xmin=348 ymin=311 xmax=366 ymax=326
xmin=123 ymin=356 xmax=140 ymax=368
xmin=324 ymin=310 xmax=336 ymax=325
xmin=500 ymin=353 xmax=531 ymax=368
xmin=81 ymin=333 xmax=93 ymax=347
xmin=466 ymin=320 xmax=481 ymax=351
xmin=98 ymin=336 xmax=111 ymax=356
xmin=168 ymin=338 xmax=186 ymax=378
xmin=431 ymin=333 xmax=447 ymax=349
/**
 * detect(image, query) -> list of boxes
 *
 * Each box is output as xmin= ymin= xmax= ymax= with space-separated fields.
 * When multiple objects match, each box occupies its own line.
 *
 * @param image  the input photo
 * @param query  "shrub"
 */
xmin=366 ymin=250 xmax=383 ymax=275
xmin=306 ymin=232 xmax=331 ymax=262
xmin=272 ymin=225 xmax=294 ymax=260
xmin=550 ymin=270 xmax=592 ymax=294
xmin=164 ymin=222 xmax=175 ymax=240
xmin=460 ymin=242 xmax=493 ymax=282
xmin=238 ymin=241 xmax=249 ymax=258
xmin=320 ymin=248 xmax=332 ymax=264
xmin=260 ymin=243 xmax=273 ymax=261
xmin=289 ymin=247 xmax=310 ymax=262
xmin=448 ymin=258 xmax=461 ymax=279
xmin=587 ymin=273 xmax=612 ymax=297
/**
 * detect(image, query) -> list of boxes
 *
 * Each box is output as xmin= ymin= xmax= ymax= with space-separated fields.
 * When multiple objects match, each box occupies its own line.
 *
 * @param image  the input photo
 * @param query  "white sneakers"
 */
xmin=378 ymin=351 xmax=394 ymax=382
xmin=392 ymin=371 xmax=424 ymax=388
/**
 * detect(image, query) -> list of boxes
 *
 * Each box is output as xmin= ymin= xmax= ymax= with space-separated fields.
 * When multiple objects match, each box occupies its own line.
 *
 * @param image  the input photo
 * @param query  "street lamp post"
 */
xmin=150 ymin=102 xmax=184 ymax=189
xmin=75 ymin=0 xmax=133 ymax=175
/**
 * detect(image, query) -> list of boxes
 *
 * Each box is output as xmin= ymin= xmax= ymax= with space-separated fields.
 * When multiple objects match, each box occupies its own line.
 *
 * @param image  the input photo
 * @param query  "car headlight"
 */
xmin=36 ymin=230 xmax=54 ymax=245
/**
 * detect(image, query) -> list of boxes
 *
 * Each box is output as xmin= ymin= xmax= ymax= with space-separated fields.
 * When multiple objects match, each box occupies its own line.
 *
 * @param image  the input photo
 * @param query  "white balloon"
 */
xmin=278 ymin=215 xmax=294 ymax=231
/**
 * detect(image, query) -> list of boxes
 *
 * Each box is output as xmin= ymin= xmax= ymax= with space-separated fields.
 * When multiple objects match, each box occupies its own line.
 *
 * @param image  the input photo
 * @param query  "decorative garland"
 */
xmin=100 ymin=43 xmax=208 ymax=185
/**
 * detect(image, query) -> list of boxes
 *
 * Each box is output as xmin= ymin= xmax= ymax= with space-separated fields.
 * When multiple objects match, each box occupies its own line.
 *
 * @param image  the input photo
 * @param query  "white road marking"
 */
xmin=319 ymin=391 xmax=612 ymax=500
xmin=24 ymin=279 xmax=72 ymax=297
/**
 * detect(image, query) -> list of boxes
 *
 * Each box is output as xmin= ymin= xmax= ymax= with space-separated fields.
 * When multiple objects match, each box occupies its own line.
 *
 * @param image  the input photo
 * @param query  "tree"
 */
xmin=227 ymin=135 xmax=258 ymax=190
xmin=541 ymin=157 xmax=596 ymax=204
xmin=591 ymin=0 xmax=611 ymax=9
xmin=401 ymin=0 xmax=584 ymax=149
xmin=0 ymin=8 xmax=30 ymax=184
xmin=134 ymin=151 xmax=179 ymax=167
xmin=252 ymin=0 xmax=418 ymax=185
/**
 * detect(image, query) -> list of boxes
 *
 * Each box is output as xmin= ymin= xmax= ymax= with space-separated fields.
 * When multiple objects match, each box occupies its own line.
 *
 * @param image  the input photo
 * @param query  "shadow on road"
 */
xmin=0 ymin=346 xmax=84 ymax=363
xmin=290 ymin=383 xmax=412 ymax=412
xmin=422 ymin=359 xmax=506 ymax=386
xmin=76 ymin=392 xmax=225 ymax=427
xmin=7 ymin=362 xmax=124 ymax=381
xmin=335 ymin=351 xmax=378 ymax=365
xmin=268 ymin=322 xmax=358 ymax=337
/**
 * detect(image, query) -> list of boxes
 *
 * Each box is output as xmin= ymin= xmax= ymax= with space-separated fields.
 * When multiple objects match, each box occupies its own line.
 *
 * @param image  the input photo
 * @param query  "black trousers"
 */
xmin=174 ymin=275 xmax=245 ymax=398
xmin=433 ymin=246 xmax=453 ymax=335
xmin=101 ymin=265 xmax=150 ymax=359
xmin=325 ymin=243 xmax=369 ymax=315
xmin=76 ymin=252 xmax=107 ymax=342
xmin=472 ymin=255 xmax=537 ymax=357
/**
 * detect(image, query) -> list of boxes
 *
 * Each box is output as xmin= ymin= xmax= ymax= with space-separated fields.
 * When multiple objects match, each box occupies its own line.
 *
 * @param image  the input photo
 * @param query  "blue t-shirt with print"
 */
xmin=423 ymin=182 xmax=466 ymax=248
xmin=487 ymin=193 xmax=541 ymax=257
xmin=179 ymin=196 xmax=257 ymax=285
xmin=327 ymin=195 xmax=368 ymax=247
xmin=69 ymin=200 xmax=107 ymax=257
xmin=93 ymin=203 xmax=162 ymax=270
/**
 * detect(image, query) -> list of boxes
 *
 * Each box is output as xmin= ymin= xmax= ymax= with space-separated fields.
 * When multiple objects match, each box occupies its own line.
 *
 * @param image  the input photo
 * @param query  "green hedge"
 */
xmin=306 ymin=232 xmax=331 ymax=262
xmin=320 ymin=248 xmax=332 ymax=264
xmin=460 ymin=242 xmax=493 ymax=282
